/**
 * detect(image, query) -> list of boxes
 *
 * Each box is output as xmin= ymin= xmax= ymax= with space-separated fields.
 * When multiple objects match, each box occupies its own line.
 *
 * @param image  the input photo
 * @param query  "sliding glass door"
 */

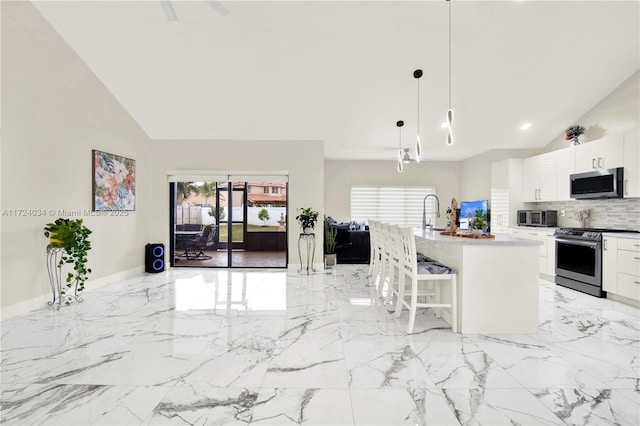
xmin=241 ymin=181 xmax=287 ymax=267
xmin=170 ymin=179 xmax=287 ymax=268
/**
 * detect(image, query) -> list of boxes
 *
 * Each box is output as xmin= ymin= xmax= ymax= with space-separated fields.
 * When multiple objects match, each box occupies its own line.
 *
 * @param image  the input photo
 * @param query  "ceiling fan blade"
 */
xmin=160 ymin=1 xmax=178 ymax=21
xmin=205 ymin=1 xmax=230 ymax=16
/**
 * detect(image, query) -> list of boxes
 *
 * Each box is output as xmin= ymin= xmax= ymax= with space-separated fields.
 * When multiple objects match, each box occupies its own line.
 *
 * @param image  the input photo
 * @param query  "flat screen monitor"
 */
xmin=459 ymin=199 xmax=489 ymax=231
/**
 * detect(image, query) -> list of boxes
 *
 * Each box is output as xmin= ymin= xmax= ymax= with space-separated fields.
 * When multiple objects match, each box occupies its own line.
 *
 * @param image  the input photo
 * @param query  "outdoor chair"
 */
xmin=185 ymin=225 xmax=216 ymax=260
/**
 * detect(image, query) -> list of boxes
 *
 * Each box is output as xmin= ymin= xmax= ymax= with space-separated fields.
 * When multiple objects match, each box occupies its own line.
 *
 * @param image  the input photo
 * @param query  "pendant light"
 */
xmin=414 ymin=69 xmax=423 ymax=162
xmin=397 ymin=120 xmax=404 ymax=172
xmin=446 ymin=0 xmax=454 ymax=145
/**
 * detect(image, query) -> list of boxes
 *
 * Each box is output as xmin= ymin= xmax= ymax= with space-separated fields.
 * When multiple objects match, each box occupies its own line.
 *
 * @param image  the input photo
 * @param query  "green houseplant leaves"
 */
xmin=324 ymin=216 xmax=337 ymax=254
xmin=44 ymin=218 xmax=92 ymax=301
xmin=295 ymin=207 xmax=319 ymax=231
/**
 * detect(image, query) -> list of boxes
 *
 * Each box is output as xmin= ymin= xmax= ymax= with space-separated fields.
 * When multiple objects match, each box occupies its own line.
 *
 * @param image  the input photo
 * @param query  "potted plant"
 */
xmin=44 ymin=218 xmax=92 ymax=302
xmin=324 ymin=216 xmax=337 ymax=266
xmin=295 ymin=207 xmax=319 ymax=234
xmin=565 ymin=125 xmax=585 ymax=146
xmin=469 ymin=208 xmax=488 ymax=236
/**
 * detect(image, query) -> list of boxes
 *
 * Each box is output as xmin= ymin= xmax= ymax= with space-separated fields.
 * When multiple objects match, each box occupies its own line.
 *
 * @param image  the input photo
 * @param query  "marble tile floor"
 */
xmin=1 ymin=265 xmax=639 ymax=425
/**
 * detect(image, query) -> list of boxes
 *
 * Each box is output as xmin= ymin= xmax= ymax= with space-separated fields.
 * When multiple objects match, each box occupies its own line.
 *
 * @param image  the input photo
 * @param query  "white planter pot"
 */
xmin=471 ymin=229 xmax=483 ymax=237
xmin=325 ymin=253 xmax=337 ymax=267
xmin=303 ymin=227 xmax=314 ymax=234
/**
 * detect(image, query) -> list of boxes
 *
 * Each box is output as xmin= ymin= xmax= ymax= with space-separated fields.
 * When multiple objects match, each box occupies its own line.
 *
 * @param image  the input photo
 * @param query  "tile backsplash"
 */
xmin=527 ymin=198 xmax=640 ymax=231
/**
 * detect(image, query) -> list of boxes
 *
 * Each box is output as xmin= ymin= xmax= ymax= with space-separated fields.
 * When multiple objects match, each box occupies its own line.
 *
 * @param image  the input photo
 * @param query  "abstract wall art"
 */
xmin=92 ymin=150 xmax=136 ymax=211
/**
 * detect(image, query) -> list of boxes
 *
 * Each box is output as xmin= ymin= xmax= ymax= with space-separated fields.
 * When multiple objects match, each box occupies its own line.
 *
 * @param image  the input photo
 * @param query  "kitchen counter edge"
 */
xmin=602 ymin=232 xmax=640 ymax=240
xmin=413 ymin=229 xmax=543 ymax=246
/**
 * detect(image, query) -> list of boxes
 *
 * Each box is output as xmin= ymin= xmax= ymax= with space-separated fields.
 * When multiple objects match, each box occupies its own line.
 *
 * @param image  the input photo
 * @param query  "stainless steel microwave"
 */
xmin=517 ymin=210 xmax=558 ymax=227
xmin=570 ymin=167 xmax=623 ymax=199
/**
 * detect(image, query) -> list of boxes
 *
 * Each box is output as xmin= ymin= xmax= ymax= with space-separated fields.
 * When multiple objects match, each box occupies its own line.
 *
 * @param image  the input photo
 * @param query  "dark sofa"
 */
xmin=332 ymin=223 xmax=370 ymax=264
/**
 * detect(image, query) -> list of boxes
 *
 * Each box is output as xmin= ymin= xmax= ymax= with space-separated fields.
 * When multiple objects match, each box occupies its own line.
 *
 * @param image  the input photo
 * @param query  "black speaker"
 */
xmin=145 ymin=243 xmax=165 ymax=273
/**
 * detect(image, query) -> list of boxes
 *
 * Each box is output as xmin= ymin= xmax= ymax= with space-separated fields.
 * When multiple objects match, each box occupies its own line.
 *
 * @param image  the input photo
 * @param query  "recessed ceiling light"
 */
xmin=520 ymin=122 xmax=532 ymax=130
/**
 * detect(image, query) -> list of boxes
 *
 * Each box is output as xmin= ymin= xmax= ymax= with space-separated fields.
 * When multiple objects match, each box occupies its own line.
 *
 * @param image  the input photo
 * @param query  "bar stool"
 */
xmin=393 ymin=226 xmax=457 ymax=334
xmin=368 ymin=220 xmax=381 ymax=280
xmin=378 ymin=223 xmax=397 ymax=303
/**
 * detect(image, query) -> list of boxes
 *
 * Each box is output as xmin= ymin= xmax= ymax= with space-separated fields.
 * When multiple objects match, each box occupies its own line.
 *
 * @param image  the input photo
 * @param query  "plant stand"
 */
xmin=297 ymin=233 xmax=316 ymax=275
xmin=46 ymin=246 xmax=82 ymax=309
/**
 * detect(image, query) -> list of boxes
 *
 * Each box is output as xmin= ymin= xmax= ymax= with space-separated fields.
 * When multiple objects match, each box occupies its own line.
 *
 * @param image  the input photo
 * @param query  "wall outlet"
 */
xmin=560 ymin=210 xmax=565 ymax=217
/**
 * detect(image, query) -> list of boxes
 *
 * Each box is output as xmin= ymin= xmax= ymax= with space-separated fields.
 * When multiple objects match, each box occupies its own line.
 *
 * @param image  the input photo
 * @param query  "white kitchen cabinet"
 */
xmin=602 ymin=235 xmax=640 ymax=302
xmin=546 ymin=234 xmax=556 ymax=276
xmin=523 ymin=151 xmax=557 ymax=202
xmin=490 ymin=159 xmax=523 ymax=234
xmin=512 ymin=227 xmax=555 ymax=276
xmin=623 ymin=128 xmax=639 ymax=198
xmin=556 ymin=147 xmax=575 ymax=201
xmin=617 ymin=274 xmax=640 ymax=302
xmin=618 ymin=249 xmax=640 ymax=276
xmin=602 ymin=236 xmax=618 ymax=292
xmin=575 ymin=134 xmax=624 ymax=173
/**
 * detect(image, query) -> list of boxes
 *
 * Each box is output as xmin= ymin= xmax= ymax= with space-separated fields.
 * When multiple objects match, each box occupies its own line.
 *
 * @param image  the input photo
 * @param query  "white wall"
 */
xmin=542 ymin=70 xmax=639 ymax=153
xmin=149 ymin=140 xmax=324 ymax=269
xmin=324 ymin=160 xmax=462 ymax=229
xmin=1 ymin=2 xmax=154 ymax=310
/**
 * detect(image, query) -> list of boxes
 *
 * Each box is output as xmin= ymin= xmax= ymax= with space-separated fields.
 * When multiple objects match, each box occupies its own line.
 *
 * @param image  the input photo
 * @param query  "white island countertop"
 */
xmin=414 ymin=229 xmax=543 ymax=246
xmin=413 ymin=227 xmax=541 ymax=334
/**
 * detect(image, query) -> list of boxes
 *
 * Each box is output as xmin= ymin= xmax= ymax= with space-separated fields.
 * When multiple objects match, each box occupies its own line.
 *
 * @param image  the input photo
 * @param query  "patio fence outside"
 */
xmin=176 ymin=206 xmax=288 ymax=228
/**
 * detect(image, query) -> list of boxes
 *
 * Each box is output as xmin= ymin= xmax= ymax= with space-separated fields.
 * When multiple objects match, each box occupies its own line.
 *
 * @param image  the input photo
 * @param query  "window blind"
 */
xmin=351 ymin=186 xmax=436 ymax=227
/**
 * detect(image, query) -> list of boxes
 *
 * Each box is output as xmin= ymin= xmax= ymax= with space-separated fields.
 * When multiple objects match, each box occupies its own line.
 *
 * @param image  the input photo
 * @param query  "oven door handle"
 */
xmin=556 ymin=238 xmax=599 ymax=249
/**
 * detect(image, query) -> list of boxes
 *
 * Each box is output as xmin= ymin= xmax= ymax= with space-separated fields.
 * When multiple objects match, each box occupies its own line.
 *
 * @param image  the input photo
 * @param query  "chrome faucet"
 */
xmin=422 ymin=194 xmax=441 ymax=230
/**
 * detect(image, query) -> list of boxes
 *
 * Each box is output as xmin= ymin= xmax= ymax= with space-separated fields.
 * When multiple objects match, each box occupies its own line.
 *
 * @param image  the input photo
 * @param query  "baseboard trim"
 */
xmin=1 ymin=295 xmax=50 ymax=321
xmin=540 ymin=273 xmax=555 ymax=283
xmin=607 ymin=292 xmax=640 ymax=308
xmin=87 ymin=265 xmax=145 ymax=290
xmin=1 ymin=265 xmax=145 ymax=320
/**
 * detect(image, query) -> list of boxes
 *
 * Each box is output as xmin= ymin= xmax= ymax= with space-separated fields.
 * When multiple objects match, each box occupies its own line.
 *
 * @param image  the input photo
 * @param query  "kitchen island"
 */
xmin=414 ymin=229 xmax=542 ymax=334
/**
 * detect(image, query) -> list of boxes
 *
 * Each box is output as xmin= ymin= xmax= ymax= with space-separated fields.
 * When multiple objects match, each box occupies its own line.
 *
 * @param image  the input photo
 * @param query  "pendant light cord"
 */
xmin=417 ymin=78 xmax=420 ymax=136
xmin=396 ymin=120 xmax=404 ymax=172
xmin=413 ymin=69 xmax=423 ymax=159
xmin=448 ymin=0 xmax=452 ymax=109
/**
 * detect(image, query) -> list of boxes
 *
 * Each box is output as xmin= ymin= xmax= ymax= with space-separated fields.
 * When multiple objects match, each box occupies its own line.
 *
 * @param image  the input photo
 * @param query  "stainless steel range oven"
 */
xmin=554 ymin=228 xmax=603 ymax=297
xmin=554 ymin=228 xmax=640 ymax=297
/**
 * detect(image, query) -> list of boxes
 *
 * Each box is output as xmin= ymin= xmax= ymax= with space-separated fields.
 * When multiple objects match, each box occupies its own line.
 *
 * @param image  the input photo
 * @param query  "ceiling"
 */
xmin=31 ymin=0 xmax=639 ymax=161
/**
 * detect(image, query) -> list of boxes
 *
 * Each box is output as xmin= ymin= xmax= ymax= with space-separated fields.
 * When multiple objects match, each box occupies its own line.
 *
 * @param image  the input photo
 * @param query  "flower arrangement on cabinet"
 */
xmin=565 ymin=125 xmax=585 ymax=146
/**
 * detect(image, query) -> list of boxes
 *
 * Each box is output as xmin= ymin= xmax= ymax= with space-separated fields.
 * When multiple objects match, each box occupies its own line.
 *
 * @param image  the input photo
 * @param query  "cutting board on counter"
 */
xmin=440 ymin=231 xmax=496 ymax=239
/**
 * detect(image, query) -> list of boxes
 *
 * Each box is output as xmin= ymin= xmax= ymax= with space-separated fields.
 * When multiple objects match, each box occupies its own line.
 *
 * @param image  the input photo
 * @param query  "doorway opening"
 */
xmin=170 ymin=180 xmax=288 ymax=268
